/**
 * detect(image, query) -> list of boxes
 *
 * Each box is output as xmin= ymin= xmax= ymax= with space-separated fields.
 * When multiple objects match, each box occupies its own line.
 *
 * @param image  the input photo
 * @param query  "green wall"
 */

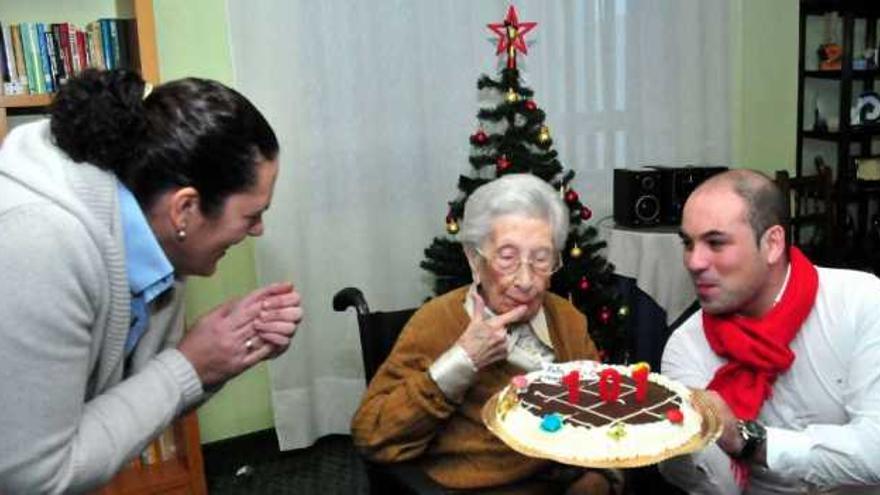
xmin=153 ymin=0 xmax=275 ymax=444
xmin=0 ymin=0 xmax=123 ymax=25
xmin=732 ymin=0 xmax=799 ymax=174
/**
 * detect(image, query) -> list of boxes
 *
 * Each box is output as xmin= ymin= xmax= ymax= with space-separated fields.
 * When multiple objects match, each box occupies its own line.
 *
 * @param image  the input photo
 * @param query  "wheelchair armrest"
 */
xmin=332 ymin=287 xmax=370 ymax=315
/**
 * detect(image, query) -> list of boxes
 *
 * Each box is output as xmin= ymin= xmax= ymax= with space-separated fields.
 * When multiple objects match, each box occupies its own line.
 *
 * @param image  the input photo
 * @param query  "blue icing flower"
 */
xmin=540 ymin=413 xmax=563 ymax=432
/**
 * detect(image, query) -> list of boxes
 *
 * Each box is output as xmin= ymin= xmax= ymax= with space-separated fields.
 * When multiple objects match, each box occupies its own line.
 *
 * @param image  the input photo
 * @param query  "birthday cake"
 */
xmin=482 ymin=361 xmax=720 ymax=468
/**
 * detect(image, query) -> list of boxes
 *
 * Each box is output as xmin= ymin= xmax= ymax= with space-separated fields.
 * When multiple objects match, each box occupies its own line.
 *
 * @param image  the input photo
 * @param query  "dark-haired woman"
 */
xmin=0 ymin=69 xmax=302 ymax=493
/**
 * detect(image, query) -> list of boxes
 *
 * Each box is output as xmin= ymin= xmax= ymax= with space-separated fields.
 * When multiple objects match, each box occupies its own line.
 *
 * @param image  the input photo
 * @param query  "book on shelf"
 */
xmin=0 ymin=22 xmax=8 ymax=95
xmin=53 ymin=23 xmax=72 ymax=84
xmin=20 ymin=23 xmax=43 ymax=94
xmin=35 ymin=23 xmax=55 ymax=93
xmin=157 ymin=426 xmax=178 ymax=461
xmin=140 ymin=439 xmax=160 ymax=466
xmin=138 ymin=426 xmax=178 ymax=466
xmin=75 ymin=29 xmax=89 ymax=72
xmin=10 ymin=24 xmax=29 ymax=95
xmin=86 ymin=21 xmax=105 ymax=72
xmin=43 ymin=28 xmax=61 ymax=91
xmin=115 ymin=19 xmax=131 ymax=71
xmin=99 ymin=19 xmax=114 ymax=70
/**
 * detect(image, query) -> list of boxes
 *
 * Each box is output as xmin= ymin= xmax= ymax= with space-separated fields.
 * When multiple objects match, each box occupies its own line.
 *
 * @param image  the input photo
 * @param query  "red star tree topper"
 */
xmin=487 ymin=5 xmax=537 ymax=69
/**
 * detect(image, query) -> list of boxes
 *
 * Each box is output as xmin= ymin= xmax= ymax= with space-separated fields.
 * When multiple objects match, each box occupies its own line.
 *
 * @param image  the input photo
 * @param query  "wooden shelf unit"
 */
xmin=92 ymin=412 xmax=207 ymax=495
xmin=0 ymin=1 xmax=207 ymax=493
xmin=0 ymin=0 xmax=158 ymax=141
xmin=797 ymin=0 xmax=880 ymax=272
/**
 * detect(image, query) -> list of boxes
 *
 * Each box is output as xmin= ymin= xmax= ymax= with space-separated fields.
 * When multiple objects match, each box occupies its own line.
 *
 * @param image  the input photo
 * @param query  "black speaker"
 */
xmin=652 ymin=166 xmax=728 ymax=225
xmin=614 ymin=169 xmax=662 ymax=227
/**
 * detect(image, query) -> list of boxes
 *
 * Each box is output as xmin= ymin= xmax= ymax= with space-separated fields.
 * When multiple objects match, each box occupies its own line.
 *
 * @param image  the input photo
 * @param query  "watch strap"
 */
xmin=733 ymin=420 xmax=765 ymax=460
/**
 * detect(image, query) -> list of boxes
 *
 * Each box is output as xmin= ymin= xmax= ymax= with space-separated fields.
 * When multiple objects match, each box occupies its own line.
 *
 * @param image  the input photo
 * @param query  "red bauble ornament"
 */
xmin=565 ymin=189 xmax=579 ymax=203
xmin=524 ymin=100 xmax=537 ymax=111
xmin=599 ymin=306 xmax=612 ymax=324
xmin=472 ymin=129 xmax=488 ymax=144
xmin=578 ymin=276 xmax=590 ymax=291
xmin=580 ymin=206 xmax=593 ymax=221
xmin=496 ymin=155 xmax=511 ymax=172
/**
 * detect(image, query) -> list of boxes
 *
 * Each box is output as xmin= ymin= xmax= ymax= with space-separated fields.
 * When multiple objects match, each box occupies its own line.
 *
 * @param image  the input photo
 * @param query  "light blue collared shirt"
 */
xmin=117 ymin=182 xmax=175 ymax=355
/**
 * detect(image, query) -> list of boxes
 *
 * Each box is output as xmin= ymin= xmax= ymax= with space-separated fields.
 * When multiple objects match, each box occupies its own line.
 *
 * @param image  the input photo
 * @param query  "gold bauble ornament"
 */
xmin=506 ymin=88 xmax=519 ymax=103
xmin=446 ymin=220 xmax=460 ymax=234
xmin=570 ymin=245 xmax=582 ymax=258
xmin=618 ymin=305 xmax=631 ymax=318
xmin=538 ymin=125 xmax=551 ymax=143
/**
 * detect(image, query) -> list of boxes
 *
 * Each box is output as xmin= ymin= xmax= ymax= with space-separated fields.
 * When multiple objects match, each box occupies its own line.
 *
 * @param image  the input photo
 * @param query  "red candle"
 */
xmin=562 ymin=370 xmax=580 ymax=404
xmin=632 ymin=366 xmax=649 ymax=402
xmin=599 ymin=368 xmax=621 ymax=403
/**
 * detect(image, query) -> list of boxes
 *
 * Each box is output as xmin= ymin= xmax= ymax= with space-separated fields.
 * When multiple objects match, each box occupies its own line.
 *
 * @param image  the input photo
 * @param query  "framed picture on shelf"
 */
xmin=854 ymin=156 xmax=880 ymax=182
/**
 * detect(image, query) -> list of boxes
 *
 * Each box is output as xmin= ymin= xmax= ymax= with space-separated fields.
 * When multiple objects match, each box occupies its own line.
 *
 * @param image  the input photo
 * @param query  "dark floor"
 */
xmin=202 ymin=431 xmax=681 ymax=495
xmin=204 ymin=432 xmax=369 ymax=495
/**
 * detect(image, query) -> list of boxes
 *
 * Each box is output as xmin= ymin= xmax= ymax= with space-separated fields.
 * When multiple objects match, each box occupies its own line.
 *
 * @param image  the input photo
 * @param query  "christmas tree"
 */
xmin=421 ymin=6 xmax=628 ymax=362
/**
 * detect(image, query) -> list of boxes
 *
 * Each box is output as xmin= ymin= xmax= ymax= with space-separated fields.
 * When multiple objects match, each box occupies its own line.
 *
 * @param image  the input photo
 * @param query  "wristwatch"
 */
xmin=733 ymin=420 xmax=766 ymax=460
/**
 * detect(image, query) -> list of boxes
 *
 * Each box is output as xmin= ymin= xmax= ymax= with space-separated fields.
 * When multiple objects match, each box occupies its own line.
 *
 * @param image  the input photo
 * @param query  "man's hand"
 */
xmin=702 ymin=390 xmax=745 ymax=456
xmin=178 ymin=282 xmax=302 ymax=386
xmin=456 ymin=292 xmax=527 ymax=369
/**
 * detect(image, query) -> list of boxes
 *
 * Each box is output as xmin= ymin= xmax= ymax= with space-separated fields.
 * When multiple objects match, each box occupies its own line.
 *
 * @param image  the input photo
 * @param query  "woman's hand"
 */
xmin=456 ymin=292 xmax=527 ymax=369
xmin=253 ymin=282 xmax=303 ymax=358
xmin=178 ymin=282 xmax=301 ymax=386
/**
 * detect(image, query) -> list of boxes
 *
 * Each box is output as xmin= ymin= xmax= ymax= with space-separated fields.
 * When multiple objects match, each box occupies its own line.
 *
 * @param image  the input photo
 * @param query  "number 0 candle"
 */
xmin=599 ymin=368 xmax=621 ymax=402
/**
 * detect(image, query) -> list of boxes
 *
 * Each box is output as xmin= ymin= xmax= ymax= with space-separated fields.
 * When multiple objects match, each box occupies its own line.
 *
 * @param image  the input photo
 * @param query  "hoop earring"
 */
xmin=176 ymin=229 xmax=187 ymax=241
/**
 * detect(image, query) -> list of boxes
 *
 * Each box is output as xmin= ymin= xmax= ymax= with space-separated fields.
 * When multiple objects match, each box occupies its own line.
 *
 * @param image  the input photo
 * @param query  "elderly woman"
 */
xmin=351 ymin=174 xmax=618 ymax=494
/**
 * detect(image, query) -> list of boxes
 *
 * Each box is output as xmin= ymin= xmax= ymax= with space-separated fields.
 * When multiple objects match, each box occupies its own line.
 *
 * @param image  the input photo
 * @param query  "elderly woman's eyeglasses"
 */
xmin=476 ymin=247 xmax=563 ymax=276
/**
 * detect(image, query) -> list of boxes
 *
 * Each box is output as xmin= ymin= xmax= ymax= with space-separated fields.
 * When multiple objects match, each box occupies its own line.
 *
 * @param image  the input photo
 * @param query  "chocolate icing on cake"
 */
xmin=518 ymin=375 xmax=683 ymax=428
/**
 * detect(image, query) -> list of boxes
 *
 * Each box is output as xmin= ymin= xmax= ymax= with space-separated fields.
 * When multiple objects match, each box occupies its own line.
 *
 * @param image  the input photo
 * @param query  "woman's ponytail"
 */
xmin=50 ymin=69 xmax=148 ymax=179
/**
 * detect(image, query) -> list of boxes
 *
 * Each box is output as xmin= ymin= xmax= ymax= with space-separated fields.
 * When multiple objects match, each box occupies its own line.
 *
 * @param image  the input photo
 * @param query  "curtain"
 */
xmin=225 ymin=0 xmax=731 ymax=450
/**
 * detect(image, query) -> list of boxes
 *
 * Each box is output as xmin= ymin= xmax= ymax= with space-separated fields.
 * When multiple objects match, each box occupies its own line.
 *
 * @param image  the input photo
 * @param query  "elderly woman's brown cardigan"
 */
xmin=351 ymin=285 xmax=599 ymax=490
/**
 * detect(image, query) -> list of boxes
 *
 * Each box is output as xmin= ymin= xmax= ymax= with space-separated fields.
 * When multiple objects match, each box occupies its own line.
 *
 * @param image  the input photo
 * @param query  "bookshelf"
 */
xmin=797 ymin=0 xmax=880 ymax=271
xmin=0 ymin=0 xmax=159 ymax=140
xmin=0 ymin=1 xmax=207 ymax=494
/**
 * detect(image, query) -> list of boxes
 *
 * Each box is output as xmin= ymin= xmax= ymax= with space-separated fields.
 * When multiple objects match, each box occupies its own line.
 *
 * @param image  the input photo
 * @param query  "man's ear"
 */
xmin=761 ymin=224 xmax=786 ymax=265
xmin=168 ymin=187 xmax=200 ymax=231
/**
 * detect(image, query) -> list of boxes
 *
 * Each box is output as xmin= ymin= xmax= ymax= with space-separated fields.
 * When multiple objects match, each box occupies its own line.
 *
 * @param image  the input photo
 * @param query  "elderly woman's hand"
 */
xmin=457 ymin=292 xmax=527 ymax=369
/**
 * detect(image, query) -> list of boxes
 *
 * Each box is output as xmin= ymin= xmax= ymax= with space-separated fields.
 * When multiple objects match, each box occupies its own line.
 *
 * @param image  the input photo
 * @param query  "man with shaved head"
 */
xmin=658 ymin=169 xmax=880 ymax=494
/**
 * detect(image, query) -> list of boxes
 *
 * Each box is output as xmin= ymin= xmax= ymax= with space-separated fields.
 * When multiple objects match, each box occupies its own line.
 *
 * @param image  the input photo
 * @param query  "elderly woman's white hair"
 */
xmin=459 ymin=174 xmax=569 ymax=252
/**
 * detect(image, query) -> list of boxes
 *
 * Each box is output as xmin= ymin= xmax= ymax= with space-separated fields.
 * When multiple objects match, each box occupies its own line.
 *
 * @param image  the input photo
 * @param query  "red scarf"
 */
xmin=703 ymin=247 xmax=818 ymax=484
